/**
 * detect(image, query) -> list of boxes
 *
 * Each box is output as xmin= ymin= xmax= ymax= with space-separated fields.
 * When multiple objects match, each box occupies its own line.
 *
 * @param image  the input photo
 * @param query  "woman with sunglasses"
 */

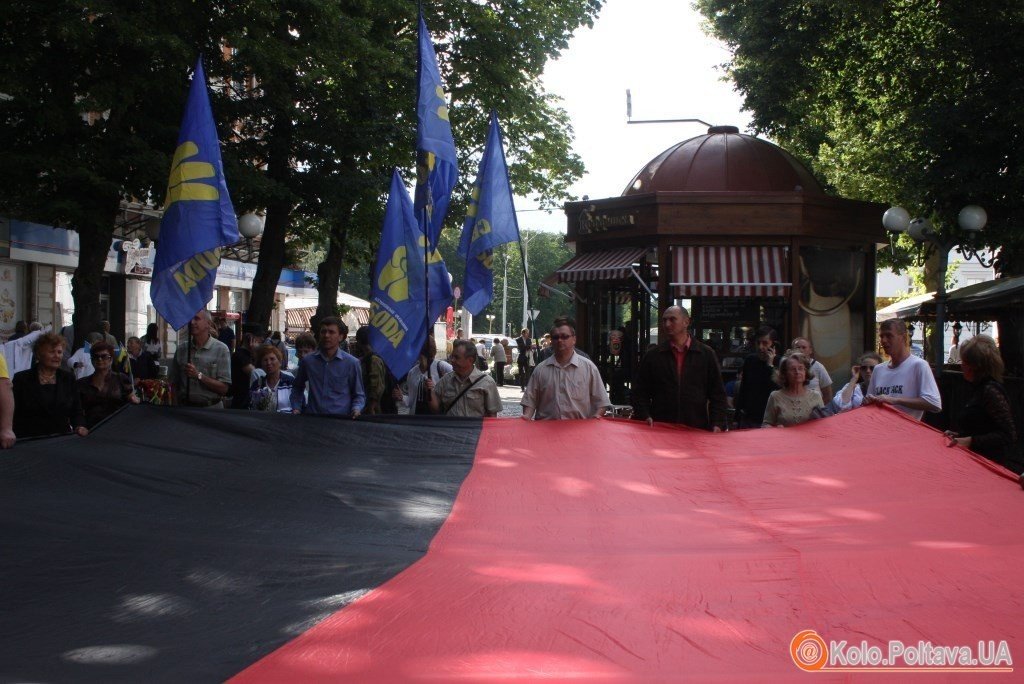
xmin=77 ymin=341 xmax=139 ymax=429
xmin=12 ymin=332 xmax=88 ymax=437
xmin=829 ymin=351 xmax=882 ymax=413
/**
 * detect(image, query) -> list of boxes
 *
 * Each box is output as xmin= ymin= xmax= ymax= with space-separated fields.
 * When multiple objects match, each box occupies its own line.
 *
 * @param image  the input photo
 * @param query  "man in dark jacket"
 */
xmin=734 ymin=325 xmax=780 ymax=428
xmin=631 ymin=306 xmax=727 ymax=431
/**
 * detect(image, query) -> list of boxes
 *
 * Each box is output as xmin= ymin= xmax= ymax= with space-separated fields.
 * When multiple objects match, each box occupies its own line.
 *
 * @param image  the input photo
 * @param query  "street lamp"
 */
xmin=486 ymin=314 xmax=495 ymax=334
xmin=882 ymin=204 xmax=992 ymax=366
xmin=238 ymin=212 xmax=265 ymax=261
xmin=501 ymin=251 xmax=511 ymax=337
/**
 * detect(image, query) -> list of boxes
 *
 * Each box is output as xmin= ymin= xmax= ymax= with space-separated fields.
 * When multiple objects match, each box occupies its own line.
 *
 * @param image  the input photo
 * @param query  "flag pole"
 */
xmin=517 ymin=233 xmax=536 ymax=340
xmin=417 ymin=5 xmax=431 ymax=343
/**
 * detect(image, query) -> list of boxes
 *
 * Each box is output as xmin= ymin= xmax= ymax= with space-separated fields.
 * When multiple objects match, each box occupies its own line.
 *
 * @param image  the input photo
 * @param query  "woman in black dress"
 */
xmin=945 ymin=335 xmax=1017 ymax=466
xmin=12 ymin=332 xmax=88 ymax=438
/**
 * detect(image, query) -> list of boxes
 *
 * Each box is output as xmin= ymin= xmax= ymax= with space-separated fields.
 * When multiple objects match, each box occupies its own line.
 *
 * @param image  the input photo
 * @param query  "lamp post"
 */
xmin=501 ymin=251 xmax=511 ymax=338
xmin=882 ymin=204 xmax=992 ymax=367
xmin=486 ymin=314 xmax=495 ymax=334
xmin=237 ymin=212 xmax=265 ymax=260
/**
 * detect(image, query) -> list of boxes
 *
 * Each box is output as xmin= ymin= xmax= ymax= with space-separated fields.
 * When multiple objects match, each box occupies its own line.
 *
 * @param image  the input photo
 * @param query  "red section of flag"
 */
xmin=233 ymin=408 xmax=1023 ymax=681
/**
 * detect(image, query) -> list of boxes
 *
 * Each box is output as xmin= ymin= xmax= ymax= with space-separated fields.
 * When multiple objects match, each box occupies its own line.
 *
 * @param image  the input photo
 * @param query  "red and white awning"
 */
xmin=555 ymin=247 xmax=648 ymax=283
xmin=671 ymin=246 xmax=790 ymax=297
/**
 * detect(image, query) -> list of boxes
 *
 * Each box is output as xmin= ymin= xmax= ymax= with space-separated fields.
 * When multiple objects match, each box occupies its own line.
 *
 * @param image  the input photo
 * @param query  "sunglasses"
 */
xmin=92 ymin=354 xmax=112 ymax=361
xmin=550 ymin=333 xmax=573 ymax=341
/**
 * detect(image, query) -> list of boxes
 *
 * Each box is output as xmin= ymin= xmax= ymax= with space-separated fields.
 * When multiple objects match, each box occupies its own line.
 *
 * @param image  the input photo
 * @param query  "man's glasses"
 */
xmin=92 ymin=354 xmax=112 ymax=361
xmin=550 ymin=333 xmax=573 ymax=341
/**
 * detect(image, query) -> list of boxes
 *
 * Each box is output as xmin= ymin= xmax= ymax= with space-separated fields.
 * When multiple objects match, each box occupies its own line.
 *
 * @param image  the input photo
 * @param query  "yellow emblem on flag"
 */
xmin=378 ymin=246 xmax=409 ymax=302
xmin=164 ymin=142 xmax=220 ymax=207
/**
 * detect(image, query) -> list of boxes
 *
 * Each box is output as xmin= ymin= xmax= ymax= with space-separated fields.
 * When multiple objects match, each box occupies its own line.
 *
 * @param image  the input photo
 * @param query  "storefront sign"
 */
xmin=700 ymin=297 xmax=759 ymax=323
xmin=122 ymin=239 xmax=153 ymax=276
xmin=578 ymin=210 xmax=637 ymax=235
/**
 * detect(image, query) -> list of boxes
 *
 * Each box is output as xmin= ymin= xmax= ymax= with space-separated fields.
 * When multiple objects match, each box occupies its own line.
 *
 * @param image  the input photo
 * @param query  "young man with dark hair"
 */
xmin=734 ymin=325 xmax=780 ymax=428
xmin=290 ymin=317 xmax=364 ymax=418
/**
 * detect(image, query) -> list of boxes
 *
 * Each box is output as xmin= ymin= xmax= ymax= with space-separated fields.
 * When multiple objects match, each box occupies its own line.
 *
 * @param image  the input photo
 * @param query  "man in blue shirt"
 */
xmin=290 ymin=317 xmax=365 ymax=418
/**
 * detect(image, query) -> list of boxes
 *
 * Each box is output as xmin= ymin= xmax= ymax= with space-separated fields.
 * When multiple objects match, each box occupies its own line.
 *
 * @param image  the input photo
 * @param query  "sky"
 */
xmin=518 ymin=0 xmax=752 ymax=232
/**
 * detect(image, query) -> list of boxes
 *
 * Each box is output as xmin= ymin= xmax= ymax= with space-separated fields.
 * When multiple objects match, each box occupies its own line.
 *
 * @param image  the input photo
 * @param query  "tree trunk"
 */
xmin=245 ymin=106 xmax=293 ymax=333
xmin=71 ymin=203 xmax=118 ymax=350
xmin=246 ymin=199 xmax=289 ymax=333
xmin=312 ymin=221 xmax=349 ymax=335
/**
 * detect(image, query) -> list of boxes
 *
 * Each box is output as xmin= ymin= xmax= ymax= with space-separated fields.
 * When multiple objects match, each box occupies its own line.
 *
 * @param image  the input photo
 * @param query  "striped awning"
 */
xmin=555 ymin=247 xmax=648 ymax=283
xmin=671 ymin=246 xmax=790 ymax=297
xmin=285 ymin=306 xmax=369 ymax=332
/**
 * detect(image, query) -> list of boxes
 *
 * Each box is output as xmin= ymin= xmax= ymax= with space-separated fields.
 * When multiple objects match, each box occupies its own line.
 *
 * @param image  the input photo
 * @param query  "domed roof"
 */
xmin=622 ymin=126 xmax=824 ymax=196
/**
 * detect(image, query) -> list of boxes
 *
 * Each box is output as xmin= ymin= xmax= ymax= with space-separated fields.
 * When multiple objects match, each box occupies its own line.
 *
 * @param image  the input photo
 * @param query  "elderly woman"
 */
xmin=762 ymin=351 xmax=823 ymax=428
xmin=12 ymin=332 xmax=88 ymax=437
xmin=248 ymin=344 xmax=295 ymax=412
xmin=78 ymin=341 xmax=140 ymax=428
xmin=945 ymin=335 xmax=1017 ymax=463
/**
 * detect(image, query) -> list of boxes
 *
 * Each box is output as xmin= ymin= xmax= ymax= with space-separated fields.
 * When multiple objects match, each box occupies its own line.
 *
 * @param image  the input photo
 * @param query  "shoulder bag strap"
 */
xmin=443 ymin=375 xmax=486 ymax=415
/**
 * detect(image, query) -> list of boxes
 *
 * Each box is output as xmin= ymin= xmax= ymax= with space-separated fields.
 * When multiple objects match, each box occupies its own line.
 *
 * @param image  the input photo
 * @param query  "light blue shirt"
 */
xmin=290 ymin=349 xmax=366 ymax=416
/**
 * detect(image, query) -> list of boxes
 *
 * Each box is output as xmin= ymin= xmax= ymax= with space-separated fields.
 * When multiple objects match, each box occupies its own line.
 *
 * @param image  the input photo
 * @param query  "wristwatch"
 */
xmin=197 ymin=372 xmax=204 ymax=381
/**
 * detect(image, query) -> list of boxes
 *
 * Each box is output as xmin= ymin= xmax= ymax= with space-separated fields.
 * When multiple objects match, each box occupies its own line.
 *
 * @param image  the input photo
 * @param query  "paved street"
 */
xmin=495 ymin=382 xmax=525 ymax=417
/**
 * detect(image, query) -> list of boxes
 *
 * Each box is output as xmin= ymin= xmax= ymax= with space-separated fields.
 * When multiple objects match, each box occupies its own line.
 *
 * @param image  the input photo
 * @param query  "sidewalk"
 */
xmin=495 ymin=382 xmax=525 ymax=418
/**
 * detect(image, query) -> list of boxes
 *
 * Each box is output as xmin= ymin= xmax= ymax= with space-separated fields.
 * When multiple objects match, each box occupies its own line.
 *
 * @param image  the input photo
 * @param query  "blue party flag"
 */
xmin=151 ymin=57 xmax=239 ymax=330
xmin=414 ymin=14 xmax=458 ymax=252
xmin=459 ymin=112 xmax=521 ymax=315
xmin=370 ymin=170 xmax=452 ymax=378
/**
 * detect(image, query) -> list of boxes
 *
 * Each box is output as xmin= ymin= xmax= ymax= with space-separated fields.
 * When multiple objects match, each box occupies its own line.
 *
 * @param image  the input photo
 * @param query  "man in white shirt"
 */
xmin=865 ymin=318 xmax=942 ymax=420
xmin=522 ymin=318 xmax=609 ymax=420
xmin=792 ymin=337 xmax=833 ymax=404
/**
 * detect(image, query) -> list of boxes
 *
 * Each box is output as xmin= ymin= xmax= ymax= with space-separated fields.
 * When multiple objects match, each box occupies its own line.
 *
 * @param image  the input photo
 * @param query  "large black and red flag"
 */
xmin=2 ymin=407 xmax=1023 ymax=681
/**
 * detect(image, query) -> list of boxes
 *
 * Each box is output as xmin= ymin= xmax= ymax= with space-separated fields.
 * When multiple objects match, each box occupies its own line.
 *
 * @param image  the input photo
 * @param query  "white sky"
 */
xmin=518 ymin=0 xmax=752 ymax=232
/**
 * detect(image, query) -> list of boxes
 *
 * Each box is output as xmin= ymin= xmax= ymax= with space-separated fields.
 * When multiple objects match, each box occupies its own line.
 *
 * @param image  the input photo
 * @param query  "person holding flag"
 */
xmin=151 ymin=56 xmax=239 ymax=340
xmin=459 ymin=111 xmax=522 ymax=316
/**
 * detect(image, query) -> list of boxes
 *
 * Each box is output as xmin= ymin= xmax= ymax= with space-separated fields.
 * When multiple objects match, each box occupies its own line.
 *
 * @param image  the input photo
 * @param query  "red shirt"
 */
xmin=670 ymin=335 xmax=691 ymax=378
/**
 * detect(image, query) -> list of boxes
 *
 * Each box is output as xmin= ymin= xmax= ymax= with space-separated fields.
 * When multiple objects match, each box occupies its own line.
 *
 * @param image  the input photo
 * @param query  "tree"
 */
xmin=232 ymin=1 xmax=601 ymax=332
xmin=698 ymin=0 xmax=1024 ymax=368
xmin=0 ymin=1 xmax=224 ymax=346
xmin=696 ymin=1 xmax=1024 ymax=273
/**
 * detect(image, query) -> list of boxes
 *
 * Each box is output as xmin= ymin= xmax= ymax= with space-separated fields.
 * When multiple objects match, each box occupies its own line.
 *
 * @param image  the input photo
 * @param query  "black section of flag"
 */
xmin=0 ymin=406 xmax=479 ymax=683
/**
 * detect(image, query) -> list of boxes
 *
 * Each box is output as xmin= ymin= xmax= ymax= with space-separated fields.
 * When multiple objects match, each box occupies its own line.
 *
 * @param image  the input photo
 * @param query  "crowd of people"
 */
xmin=0 ymin=309 xmax=1017 ymax=470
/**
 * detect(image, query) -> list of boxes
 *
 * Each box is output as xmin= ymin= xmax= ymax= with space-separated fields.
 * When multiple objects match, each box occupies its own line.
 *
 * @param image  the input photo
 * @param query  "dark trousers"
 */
xmin=495 ymin=362 xmax=505 ymax=386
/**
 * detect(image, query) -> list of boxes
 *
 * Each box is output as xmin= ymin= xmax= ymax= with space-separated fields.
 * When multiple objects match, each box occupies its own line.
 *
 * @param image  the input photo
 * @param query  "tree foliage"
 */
xmin=696 ymin=0 xmax=1024 ymax=275
xmin=0 ymin=1 xmax=225 ymax=344
xmin=1 ymin=0 xmax=601 ymax=341
xmin=223 ymin=0 xmax=602 ymax=329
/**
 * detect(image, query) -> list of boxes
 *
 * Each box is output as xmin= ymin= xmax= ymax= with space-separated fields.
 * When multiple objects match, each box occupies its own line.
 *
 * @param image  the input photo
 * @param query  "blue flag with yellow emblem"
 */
xmin=370 ymin=170 xmax=452 ymax=378
xmin=151 ymin=57 xmax=238 ymax=330
xmin=415 ymin=14 xmax=458 ymax=252
xmin=458 ymin=112 xmax=521 ymax=316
